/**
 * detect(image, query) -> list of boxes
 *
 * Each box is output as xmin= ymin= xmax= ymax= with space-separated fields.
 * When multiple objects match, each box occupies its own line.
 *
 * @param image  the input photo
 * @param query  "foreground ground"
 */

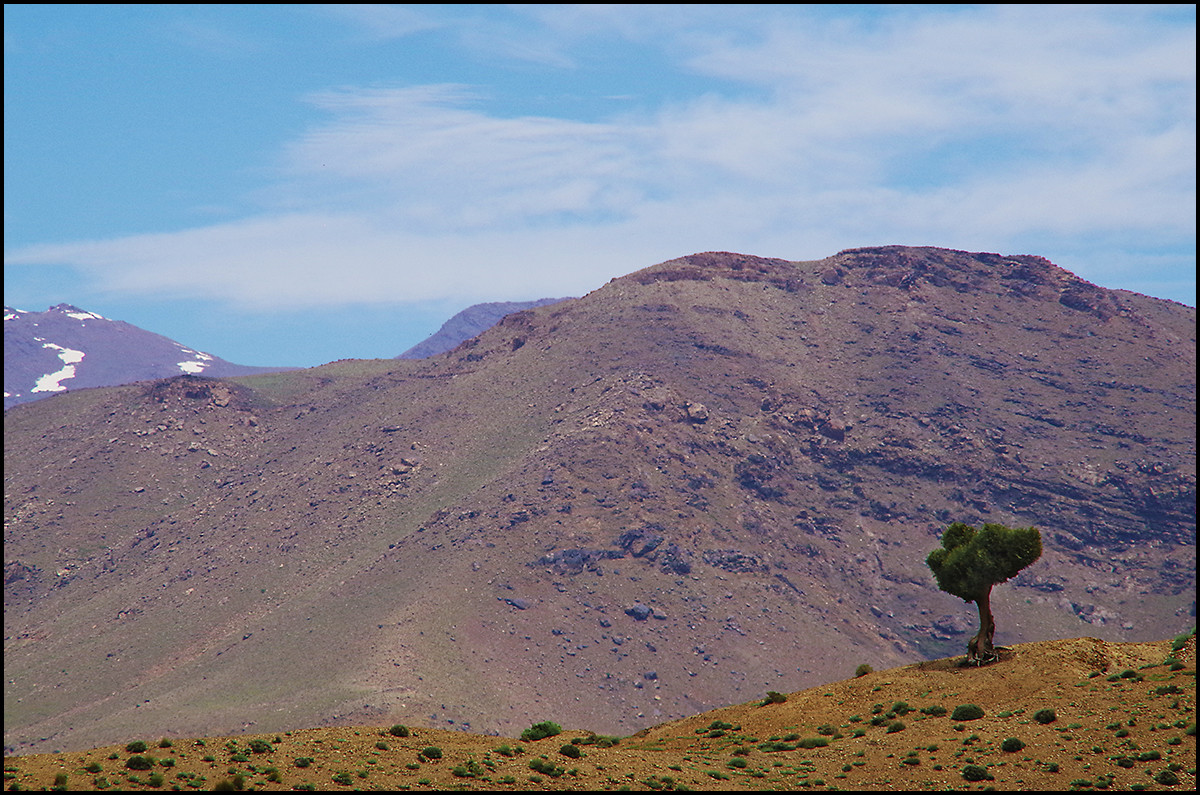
xmin=4 ymin=634 xmax=1194 ymax=791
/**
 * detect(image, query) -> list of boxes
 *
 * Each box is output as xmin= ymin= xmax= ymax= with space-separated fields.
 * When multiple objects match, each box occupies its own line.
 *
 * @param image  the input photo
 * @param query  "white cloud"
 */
xmin=5 ymin=5 xmax=1194 ymax=307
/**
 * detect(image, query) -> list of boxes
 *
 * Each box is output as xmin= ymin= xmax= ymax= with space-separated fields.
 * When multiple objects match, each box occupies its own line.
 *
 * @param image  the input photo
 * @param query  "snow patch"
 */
xmin=176 ymin=346 xmax=215 ymax=374
xmin=178 ymin=360 xmax=210 ymax=374
xmin=66 ymin=310 xmax=107 ymax=321
xmin=31 ymin=342 xmax=86 ymax=393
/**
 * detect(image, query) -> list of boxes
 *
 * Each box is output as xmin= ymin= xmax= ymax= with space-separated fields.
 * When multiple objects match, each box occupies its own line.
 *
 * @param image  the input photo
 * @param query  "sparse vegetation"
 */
xmin=1034 ymin=708 xmax=1058 ymax=724
xmin=0 ymin=635 xmax=1192 ymax=791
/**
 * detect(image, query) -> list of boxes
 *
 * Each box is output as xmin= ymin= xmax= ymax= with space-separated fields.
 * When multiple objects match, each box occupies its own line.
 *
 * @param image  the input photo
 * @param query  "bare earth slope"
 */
xmin=4 ymin=247 xmax=1195 ymax=755
xmin=2 ymin=635 xmax=1194 ymax=791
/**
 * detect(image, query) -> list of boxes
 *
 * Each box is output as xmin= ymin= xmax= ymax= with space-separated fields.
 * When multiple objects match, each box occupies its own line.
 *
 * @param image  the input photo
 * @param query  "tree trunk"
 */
xmin=967 ymin=586 xmax=997 ymax=664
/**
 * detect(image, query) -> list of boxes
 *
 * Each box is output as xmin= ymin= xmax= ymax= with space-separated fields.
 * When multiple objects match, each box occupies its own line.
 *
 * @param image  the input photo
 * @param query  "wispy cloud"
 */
xmin=6 ymin=5 xmax=1194 ymax=308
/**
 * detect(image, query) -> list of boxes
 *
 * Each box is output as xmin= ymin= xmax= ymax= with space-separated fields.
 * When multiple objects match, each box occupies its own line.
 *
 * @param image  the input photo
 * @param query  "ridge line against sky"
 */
xmin=4 ymin=4 xmax=1195 ymax=368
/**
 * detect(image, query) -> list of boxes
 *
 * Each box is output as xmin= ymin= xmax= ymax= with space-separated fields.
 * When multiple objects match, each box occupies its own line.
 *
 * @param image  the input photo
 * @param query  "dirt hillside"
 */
xmin=4 ymin=634 xmax=1193 ymax=791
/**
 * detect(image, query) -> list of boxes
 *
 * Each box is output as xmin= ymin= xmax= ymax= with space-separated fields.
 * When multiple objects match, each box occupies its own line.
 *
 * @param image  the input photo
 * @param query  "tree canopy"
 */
xmin=927 ymin=521 xmax=1042 ymax=664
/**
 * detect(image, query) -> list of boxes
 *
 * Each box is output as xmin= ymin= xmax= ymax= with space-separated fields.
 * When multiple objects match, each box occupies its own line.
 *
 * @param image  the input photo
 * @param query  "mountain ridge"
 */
xmin=4 ymin=246 xmax=1194 ymax=756
xmin=3 ymin=304 xmax=294 ymax=410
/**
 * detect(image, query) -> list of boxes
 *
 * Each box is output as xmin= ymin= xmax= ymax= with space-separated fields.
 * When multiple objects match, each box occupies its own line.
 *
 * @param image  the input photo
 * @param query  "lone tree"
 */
xmin=926 ymin=522 xmax=1042 ymax=664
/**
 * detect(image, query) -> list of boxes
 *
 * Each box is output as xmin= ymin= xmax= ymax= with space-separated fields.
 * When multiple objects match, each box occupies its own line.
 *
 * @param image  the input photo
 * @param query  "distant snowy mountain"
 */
xmin=395 ymin=298 xmax=573 ymax=359
xmin=4 ymin=304 xmax=292 ymax=410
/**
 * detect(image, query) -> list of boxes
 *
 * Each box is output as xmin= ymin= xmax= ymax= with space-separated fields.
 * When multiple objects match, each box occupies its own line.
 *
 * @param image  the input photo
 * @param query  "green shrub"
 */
xmin=53 ymin=773 xmax=68 ymax=787
xmin=521 ymin=721 xmax=563 ymax=741
xmin=762 ymin=691 xmax=787 ymax=705
xmin=886 ymin=721 xmax=906 ymax=733
xmin=727 ymin=757 xmax=748 ymax=768
xmin=125 ymin=755 xmax=154 ymax=771
xmin=891 ymin=701 xmax=912 ymax=716
xmin=559 ymin=743 xmax=581 ymax=759
xmin=1155 ymin=770 xmax=1180 ymax=786
xmin=125 ymin=741 xmax=148 ymax=754
xmin=528 ymin=758 xmax=564 ymax=777
xmin=854 ymin=664 xmax=874 ymax=677
xmin=796 ymin=737 xmax=829 ymax=749
xmin=961 ymin=764 xmax=992 ymax=781
xmin=921 ymin=705 xmax=948 ymax=717
xmin=1033 ymin=708 xmax=1057 ymax=724
xmin=420 ymin=747 xmax=443 ymax=760
xmin=388 ymin=724 xmax=410 ymax=738
xmin=246 ymin=739 xmax=273 ymax=754
xmin=951 ymin=704 xmax=985 ymax=721
xmin=331 ymin=771 xmax=353 ymax=785
xmin=1001 ymin=737 xmax=1025 ymax=752
xmin=84 ymin=762 xmax=102 ymax=774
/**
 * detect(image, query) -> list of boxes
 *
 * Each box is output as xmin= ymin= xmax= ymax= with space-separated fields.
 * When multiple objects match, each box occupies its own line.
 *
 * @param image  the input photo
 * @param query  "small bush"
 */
xmin=1001 ymin=737 xmax=1026 ymax=752
xmin=125 ymin=756 xmax=154 ymax=771
xmin=125 ymin=741 xmax=148 ymax=754
xmin=855 ymin=664 xmax=874 ymax=677
xmin=961 ymin=764 xmax=992 ymax=781
xmin=388 ymin=724 xmax=410 ymax=738
xmin=886 ymin=721 xmax=906 ymax=733
xmin=727 ymin=757 xmax=748 ymax=768
xmin=331 ymin=771 xmax=353 ymax=785
xmin=528 ymin=758 xmax=564 ymax=777
xmin=420 ymin=747 xmax=443 ymax=760
xmin=762 ymin=691 xmax=787 ymax=705
xmin=84 ymin=762 xmax=103 ymax=774
xmin=521 ymin=721 xmax=563 ymax=742
xmin=558 ymin=744 xmax=581 ymax=759
xmin=921 ymin=705 xmax=948 ymax=717
xmin=796 ymin=737 xmax=829 ymax=749
xmin=1033 ymin=708 xmax=1057 ymax=724
xmin=891 ymin=701 xmax=912 ymax=716
xmin=951 ymin=704 xmax=985 ymax=721
xmin=246 ymin=739 xmax=273 ymax=754
xmin=1155 ymin=770 xmax=1180 ymax=786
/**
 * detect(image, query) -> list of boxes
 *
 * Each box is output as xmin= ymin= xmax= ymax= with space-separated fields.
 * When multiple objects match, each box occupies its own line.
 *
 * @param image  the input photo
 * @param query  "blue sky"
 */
xmin=4 ymin=4 xmax=1196 ymax=368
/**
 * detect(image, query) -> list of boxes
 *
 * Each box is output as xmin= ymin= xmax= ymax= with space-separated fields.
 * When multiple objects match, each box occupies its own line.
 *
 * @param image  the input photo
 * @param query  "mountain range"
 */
xmin=3 ymin=305 xmax=292 ymax=411
xmin=5 ymin=300 xmax=573 ymax=411
xmin=3 ymin=246 xmax=1195 ymax=756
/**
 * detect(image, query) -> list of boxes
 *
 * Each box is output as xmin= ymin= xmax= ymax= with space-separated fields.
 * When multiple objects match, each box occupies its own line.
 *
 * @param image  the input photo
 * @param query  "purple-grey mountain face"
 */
xmin=4 ymin=304 xmax=289 ymax=410
xmin=396 ymin=298 xmax=573 ymax=359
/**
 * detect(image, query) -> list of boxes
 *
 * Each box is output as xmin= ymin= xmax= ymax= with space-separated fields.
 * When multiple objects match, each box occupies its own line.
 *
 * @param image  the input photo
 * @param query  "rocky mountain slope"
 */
xmin=4 ymin=247 xmax=1195 ymax=756
xmin=3 ymin=305 xmax=292 ymax=410
xmin=395 ymin=298 xmax=572 ymax=359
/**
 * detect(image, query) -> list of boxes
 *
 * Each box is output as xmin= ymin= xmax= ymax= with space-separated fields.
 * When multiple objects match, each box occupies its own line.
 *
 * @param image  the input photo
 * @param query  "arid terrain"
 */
xmin=3 ymin=634 xmax=1194 ymax=791
xmin=5 ymin=247 xmax=1195 ymax=756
